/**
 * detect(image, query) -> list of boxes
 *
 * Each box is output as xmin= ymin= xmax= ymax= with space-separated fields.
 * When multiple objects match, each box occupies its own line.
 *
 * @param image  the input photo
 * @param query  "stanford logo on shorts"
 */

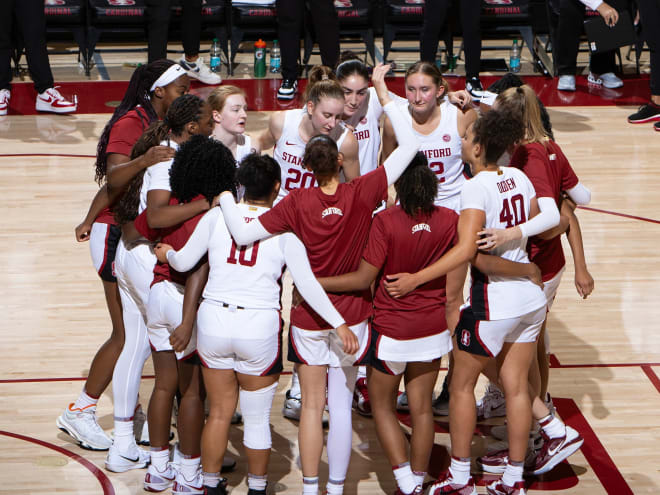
xmin=461 ymin=329 xmax=470 ymax=347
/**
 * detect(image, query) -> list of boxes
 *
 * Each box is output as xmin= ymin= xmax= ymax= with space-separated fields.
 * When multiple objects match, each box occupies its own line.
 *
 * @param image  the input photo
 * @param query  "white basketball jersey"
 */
xmin=353 ymin=87 xmax=383 ymax=175
xmin=273 ymin=109 xmax=349 ymax=204
xmin=235 ymin=134 xmax=254 ymax=163
xmin=460 ymin=167 xmax=547 ymax=320
xmin=401 ymin=99 xmax=465 ymax=205
xmin=203 ymin=204 xmax=289 ymax=310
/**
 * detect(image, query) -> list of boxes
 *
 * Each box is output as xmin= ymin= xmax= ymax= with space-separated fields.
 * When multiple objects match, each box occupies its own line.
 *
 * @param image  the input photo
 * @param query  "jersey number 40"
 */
xmin=499 ymin=194 xmax=527 ymax=228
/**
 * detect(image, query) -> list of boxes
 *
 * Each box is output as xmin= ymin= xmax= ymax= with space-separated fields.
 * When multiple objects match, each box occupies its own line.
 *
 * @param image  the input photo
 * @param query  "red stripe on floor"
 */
xmin=578 ymin=205 xmax=660 ymax=225
xmin=641 ymin=365 xmax=660 ymax=394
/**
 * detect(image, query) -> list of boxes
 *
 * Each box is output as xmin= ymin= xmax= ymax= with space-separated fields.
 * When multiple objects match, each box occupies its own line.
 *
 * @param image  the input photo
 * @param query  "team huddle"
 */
xmin=56 ymin=54 xmax=594 ymax=495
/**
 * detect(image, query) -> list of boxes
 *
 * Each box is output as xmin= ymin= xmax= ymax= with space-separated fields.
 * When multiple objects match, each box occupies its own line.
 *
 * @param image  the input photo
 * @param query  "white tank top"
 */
xmin=273 ymin=109 xmax=349 ymax=204
xmin=235 ymin=134 xmax=254 ymax=164
xmin=460 ymin=167 xmax=547 ymax=320
xmin=352 ymin=87 xmax=383 ymax=175
xmin=401 ymin=99 xmax=465 ymax=205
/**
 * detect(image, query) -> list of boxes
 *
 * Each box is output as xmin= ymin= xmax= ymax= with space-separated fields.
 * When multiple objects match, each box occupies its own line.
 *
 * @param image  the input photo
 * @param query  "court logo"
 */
xmin=461 ymin=329 xmax=470 ymax=347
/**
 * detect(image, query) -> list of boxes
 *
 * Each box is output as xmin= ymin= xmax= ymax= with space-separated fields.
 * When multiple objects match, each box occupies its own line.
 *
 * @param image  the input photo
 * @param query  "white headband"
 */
xmin=150 ymin=64 xmax=186 ymax=92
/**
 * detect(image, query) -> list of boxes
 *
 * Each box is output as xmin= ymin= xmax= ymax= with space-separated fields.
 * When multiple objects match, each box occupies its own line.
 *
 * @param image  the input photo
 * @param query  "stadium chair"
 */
xmin=229 ymin=1 xmax=278 ymax=76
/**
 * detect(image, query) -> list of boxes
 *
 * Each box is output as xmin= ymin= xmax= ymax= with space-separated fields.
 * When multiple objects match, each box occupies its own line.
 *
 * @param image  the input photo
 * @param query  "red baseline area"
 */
xmin=4 ymin=74 xmax=652 ymax=116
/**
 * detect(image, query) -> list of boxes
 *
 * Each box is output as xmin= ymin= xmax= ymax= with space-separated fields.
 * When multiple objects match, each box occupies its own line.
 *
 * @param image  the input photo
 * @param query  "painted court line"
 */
xmin=0 ymin=430 xmax=115 ymax=495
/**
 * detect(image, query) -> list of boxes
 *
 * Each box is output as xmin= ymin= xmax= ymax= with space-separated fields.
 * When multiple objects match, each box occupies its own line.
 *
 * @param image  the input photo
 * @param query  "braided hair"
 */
xmin=169 ymin=135 xmax=238 ymax=205
xmin=112 ymin=94 xmax=207 ymax=224
xmin=94 ymin=59 xmax=176 ymax=184
xmin=396 ymin=152 xmax=437 ymax=218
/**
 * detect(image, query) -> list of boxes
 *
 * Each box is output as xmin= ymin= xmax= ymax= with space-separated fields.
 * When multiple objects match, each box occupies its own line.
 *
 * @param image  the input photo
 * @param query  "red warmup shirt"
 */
xmin=134 ymin=195 xmax=206 ymax=287
xmin=259 ymin=167 xmax=388 ymax=330
xmin=510 ymin=141 xmax=579 ymax=281
xmin=363 ymin=205 xmax=458 ymax=340
xmin=96 ymin=107 xmax=152 ymax=224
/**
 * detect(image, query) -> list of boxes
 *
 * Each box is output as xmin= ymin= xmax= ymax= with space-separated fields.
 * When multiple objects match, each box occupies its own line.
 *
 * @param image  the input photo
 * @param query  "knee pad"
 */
xmin=239 ymin=382 xmax=278 ymax=450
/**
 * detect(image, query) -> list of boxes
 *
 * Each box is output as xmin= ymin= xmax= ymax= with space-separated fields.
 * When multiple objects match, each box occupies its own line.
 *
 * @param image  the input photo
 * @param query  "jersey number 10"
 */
xmin=227 ymin=241 xmax=261 ymax=267
xmin=499 ymin=194 xmax=527 ymax=228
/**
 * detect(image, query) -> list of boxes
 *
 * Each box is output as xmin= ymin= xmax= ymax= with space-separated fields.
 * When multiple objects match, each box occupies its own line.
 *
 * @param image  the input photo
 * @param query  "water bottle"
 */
xmin=270 ymin=39 xmax=281 ymax=73
xmin=210 ymin=38 xmax=221 ymax=73
xmin=510 ymin=40 xmax=521 ymax=73
xmin=254 ymin=39 xmax=267 ymax=78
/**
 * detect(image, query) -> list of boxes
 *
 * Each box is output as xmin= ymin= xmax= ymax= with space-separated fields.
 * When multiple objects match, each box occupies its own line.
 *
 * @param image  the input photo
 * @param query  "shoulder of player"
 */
xmin=269 ymin=111 xmax=287 ymax=139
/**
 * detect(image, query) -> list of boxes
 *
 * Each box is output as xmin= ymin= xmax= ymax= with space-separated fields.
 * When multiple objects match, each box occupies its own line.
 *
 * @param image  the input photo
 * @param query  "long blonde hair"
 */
xmin=207 ymin=85 xmax=246 ymax=113
xmin=497 ymin=85 xmax=549 ymax=145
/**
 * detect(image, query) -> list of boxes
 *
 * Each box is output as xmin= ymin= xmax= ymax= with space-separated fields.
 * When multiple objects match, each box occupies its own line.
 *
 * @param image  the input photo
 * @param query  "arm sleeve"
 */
xmin=282 ymin=234 xmax=346 ymax=329
xmin=565 ymin=182 xmax=591 ymax=205
xmin=519 ymin=197 xmax=560 ymax=238
xmin=218 ymin=194 xmax=273 ymax=245
xmin=165 ymin=209 xmax=218 ymax=272
xmin=382 ymin=101 xmax=421 ymax=185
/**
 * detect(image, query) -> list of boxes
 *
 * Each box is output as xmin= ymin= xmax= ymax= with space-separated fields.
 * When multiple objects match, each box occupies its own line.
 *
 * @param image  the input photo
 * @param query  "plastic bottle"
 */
xmin=510 ymin=40 xmax=521 ymax=73
xmin=210 ymin=38 xmax=221 ymax=73
xmin=270 ymin=39 xmax=281 ymax=73
xmin=254 ymin=39 xmax=267 ymax=78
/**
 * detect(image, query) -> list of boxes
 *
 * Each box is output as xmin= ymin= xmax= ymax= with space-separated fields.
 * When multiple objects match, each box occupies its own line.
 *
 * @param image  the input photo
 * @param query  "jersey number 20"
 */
xmin=285 ymin=168 xmax=316 ymax=191
xmin=227 ymin=241 xmax=261 ymax=267
xmin=499 ymin=194 xmax=527 ymax=228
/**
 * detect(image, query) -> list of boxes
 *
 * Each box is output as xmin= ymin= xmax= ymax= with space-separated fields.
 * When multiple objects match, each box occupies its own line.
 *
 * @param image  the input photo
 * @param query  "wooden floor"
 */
xmin=1 ymin=106 xmax=659 ymax=494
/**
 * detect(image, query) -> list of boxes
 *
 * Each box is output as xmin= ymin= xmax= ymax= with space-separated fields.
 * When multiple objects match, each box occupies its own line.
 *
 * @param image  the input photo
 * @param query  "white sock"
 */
xmin=326 ymin=478 xmax=344 ymax=495
xmin=302 ymin=476 xmax=318 ymax=495
xmin=290 ymin=369 xmax=301 ymax=398
xmin=393 ymin=462 xmax=417 ymax=494
xmin=502 ymin=461 xmax=524 ymax=487
xmin=449 ymin=456 xmax=471 ymax=485
xmin=113 ymin=419 xmax=134 ymax=449
xmin=180 ymin=455 xmax=201 ymax=480
xmin=150 ymin=447 xmax=170 ymax=472
xmin=539 ymin=414 xmax=566 ymax=439
xmin=203 ymin=471 xmax=220 ymax=488
xmin=73 ymin=389 xmax=99 ymax=410
xmin=412 ymin=470 xmax=426 ymax=487
xmin=248 ymin=473 xmax=267 ymax=491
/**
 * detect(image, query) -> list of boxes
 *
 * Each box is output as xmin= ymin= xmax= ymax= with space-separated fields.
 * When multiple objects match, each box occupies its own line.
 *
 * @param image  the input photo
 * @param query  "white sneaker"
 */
xmin=144 ymin=463 xmax=176 ymax=492
xmin=56 ymin=403 xmax=112 ymax=451
xmin=282 ymin=390 xmax=329 ymax=426
xmin=173 ymin=468 xmax=205 ymax=494
xmin=476 ymin=384 xmax=506 ymax=419
xmin=396 ymin=391 xmax=409 ymax=412
xmin=588 ymin=72 xmax=623 ymax=89
xmin=35 ymin=87 xmax=77 ymax=113
xmin=179 ymin=57 xmax=222 ymax=85
xmin=0 ymin=89 xmax=9 ymax=116
xmin=557 ymin=75 xmax=576 ymax=92
xmin=105 ymin=441 xmax=150 ymax=472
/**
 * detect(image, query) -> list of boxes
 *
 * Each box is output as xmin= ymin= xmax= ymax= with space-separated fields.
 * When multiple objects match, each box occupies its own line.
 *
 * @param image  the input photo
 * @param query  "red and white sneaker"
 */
xmin=428 ymin=472 xmax=477 ymax=495
xmin=353 ymin=377 xmax=372 ymax=416
xmin=530 ymin=426 xmax=583 ymax=475
xmin=477 ymin=437 xmax=539 ymax=474
xmin=173 ymin=469 xmax=205 ymax=494
xmin=144 ymin=463 xmax=176 ymax=492
xmin=36 ymin=87 xmax=77 ymax=114
xmin=0 ymin=89 xmax=9 ymax=116
xmin=486 ymin=480 xmax=527 ymax=495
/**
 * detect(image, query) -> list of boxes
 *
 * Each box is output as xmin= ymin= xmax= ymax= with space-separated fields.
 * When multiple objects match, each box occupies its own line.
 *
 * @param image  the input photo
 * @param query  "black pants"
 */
xmin=276 ymin=0 xmax=339 ymax=81
xmin=555 ymin=0 xmax=629 ymax=76
xmin=639 ymin=0 xmax=660 ymax=95
xmin=0 ymin=0 xmax=54 ymax=93
xmin=420 ymin=0 xmax=482 ymax=79
xmin=146 ymin=0 xmax=202 ymax=63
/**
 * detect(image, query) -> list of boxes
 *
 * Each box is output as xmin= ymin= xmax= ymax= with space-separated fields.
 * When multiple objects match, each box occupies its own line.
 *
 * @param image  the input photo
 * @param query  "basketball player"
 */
xmin=155 ymin=152 xmax=356 ymax=495
xmin=428 ymin=109 xmax=583 ymax=495
xmin=58 ymin=60 xmax=187 ymax=451
xmin=105 ymin=95 xmax=214 ymax=475
xmin=217 ymin=63 xmax=420 ymax=495
xmin=258 ymin=66 xmax=359 ymax=205
xmin=208 ymin=85 xmax=257 ymax=162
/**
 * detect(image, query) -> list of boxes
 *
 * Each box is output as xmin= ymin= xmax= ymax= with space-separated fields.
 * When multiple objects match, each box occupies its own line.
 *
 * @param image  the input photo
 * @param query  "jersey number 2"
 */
xmin=499 ymin=194 xmax=526 ymax=228
xmin=226 ymin=241 xmax=261 ymax=267
xmin=429 ymin=161 xmax=446 ymax=183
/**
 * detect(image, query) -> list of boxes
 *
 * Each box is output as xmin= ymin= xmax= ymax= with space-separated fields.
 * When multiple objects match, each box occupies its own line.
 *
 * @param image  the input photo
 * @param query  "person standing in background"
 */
xmin=0 ymin=0 xmax=78 ymax=115
xmin=145 ymin=0 xmax=222 ymax=85
xmin=275 ymin=0 xmax=339 ymax=100
xmin=627 ymin=0 xmax=660 ymax=130
xmin=420 ymin=0 xmax=484 ymax=97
